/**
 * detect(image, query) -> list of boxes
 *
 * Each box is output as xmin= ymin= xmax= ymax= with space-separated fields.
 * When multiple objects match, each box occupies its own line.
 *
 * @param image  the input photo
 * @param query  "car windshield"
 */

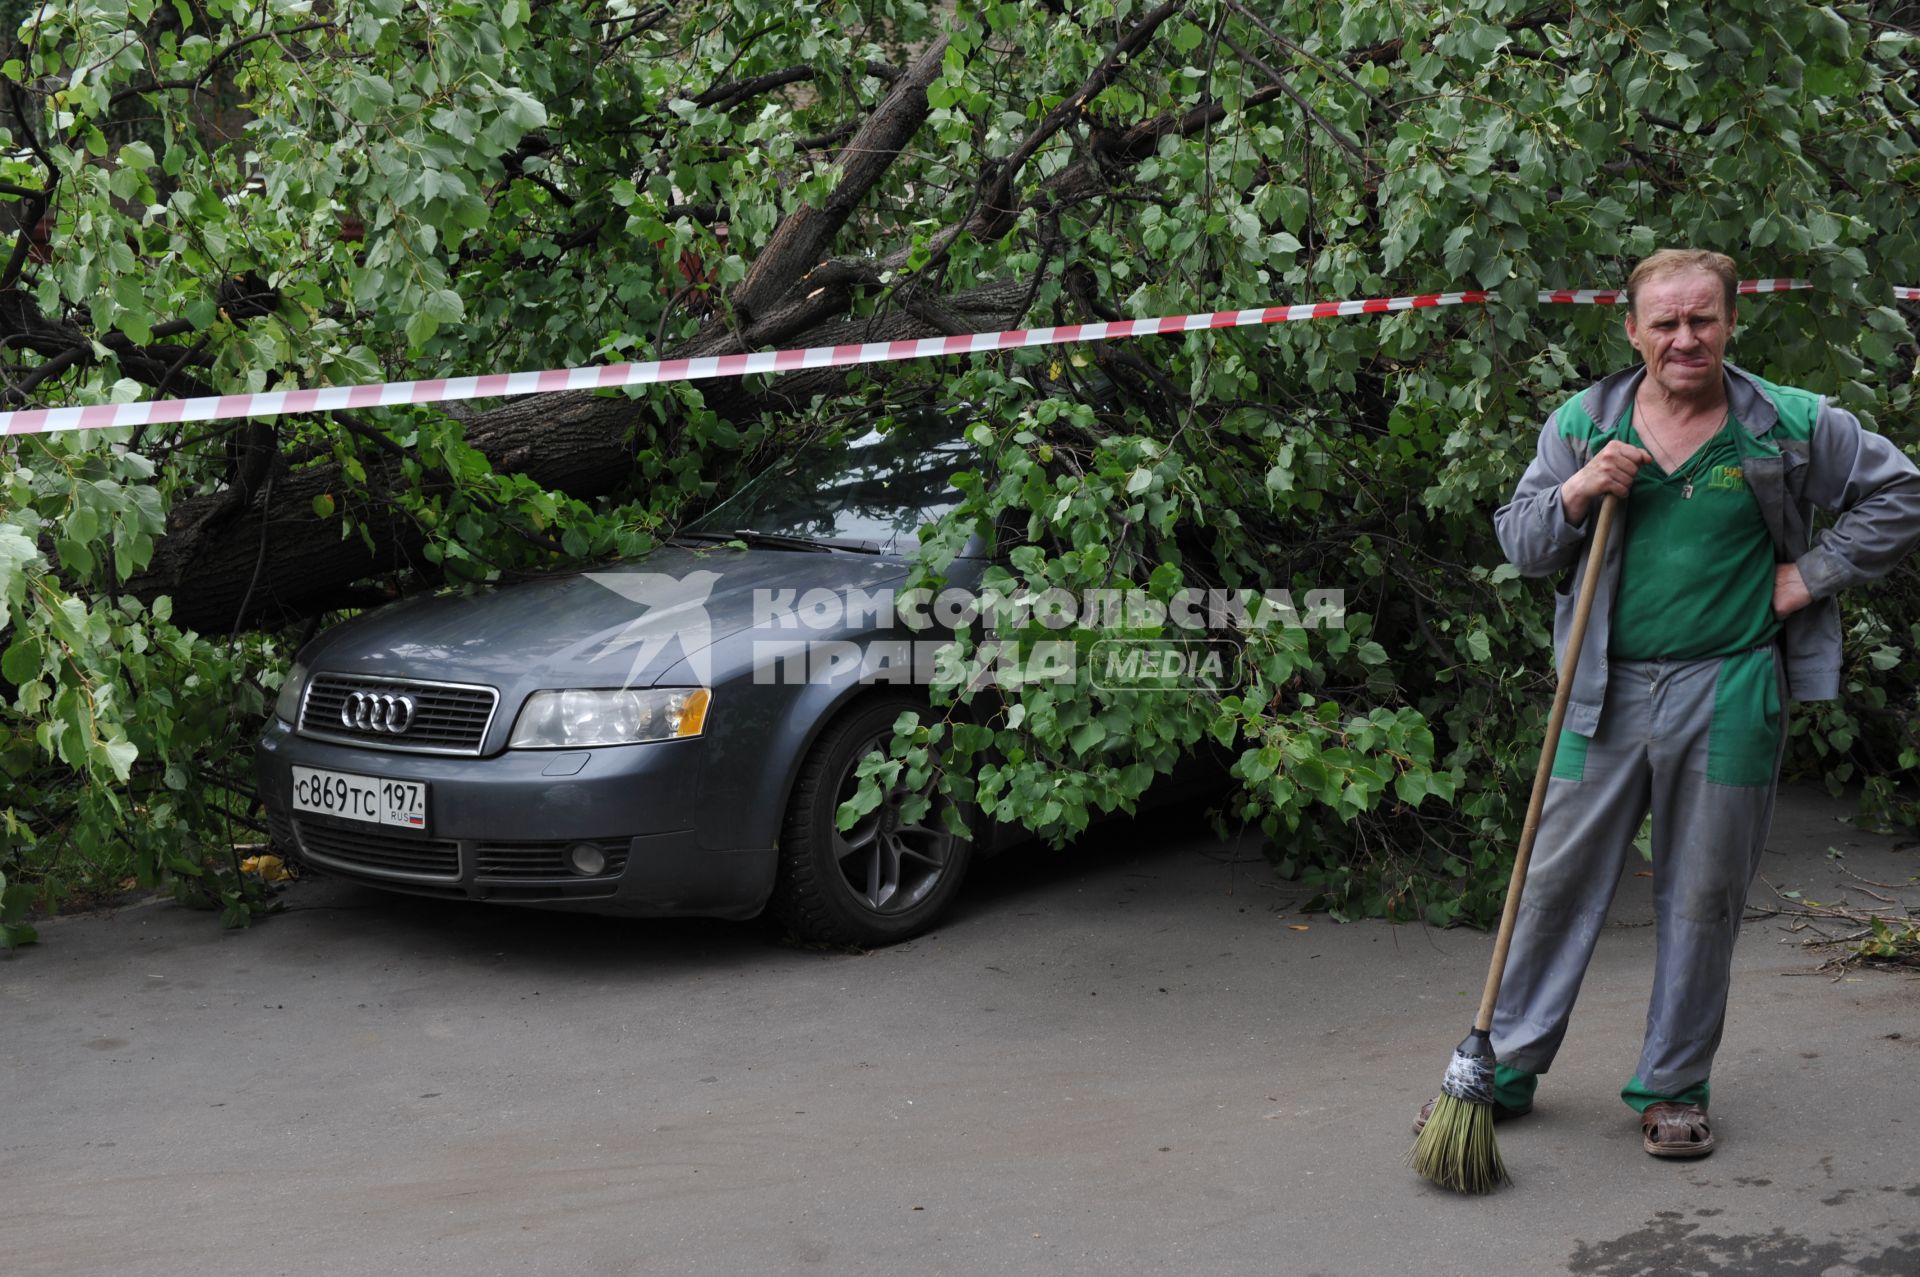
xmin=680 ymin=411 xmax=971 ymax=554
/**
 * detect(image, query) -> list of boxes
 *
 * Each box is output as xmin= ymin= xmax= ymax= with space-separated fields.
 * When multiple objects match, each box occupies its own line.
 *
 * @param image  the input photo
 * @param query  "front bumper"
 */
xmin=255 ymin=719 xmax=775 ymax=918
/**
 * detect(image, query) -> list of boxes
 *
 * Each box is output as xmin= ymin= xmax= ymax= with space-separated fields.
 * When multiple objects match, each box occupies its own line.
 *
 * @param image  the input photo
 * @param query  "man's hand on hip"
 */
xmin=1773 ymin=563 xmax=1814 ymax=619
xmin=1561 ymin=441 xmax=1653 ymax=524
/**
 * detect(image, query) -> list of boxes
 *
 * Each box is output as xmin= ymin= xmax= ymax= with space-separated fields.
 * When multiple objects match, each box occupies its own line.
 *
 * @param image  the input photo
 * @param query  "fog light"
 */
xmin=567 ymin=843 xmax=608 ymax=877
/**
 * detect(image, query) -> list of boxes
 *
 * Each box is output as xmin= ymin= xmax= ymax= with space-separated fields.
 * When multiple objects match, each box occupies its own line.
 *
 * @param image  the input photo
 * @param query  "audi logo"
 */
xmin=341 ymin=692 xmax=417 ymax=734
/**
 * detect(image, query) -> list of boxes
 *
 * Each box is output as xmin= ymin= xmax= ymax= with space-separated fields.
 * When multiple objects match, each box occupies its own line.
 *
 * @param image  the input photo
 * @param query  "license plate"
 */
xmin=291 ymin=766 xmax=429 ymax=832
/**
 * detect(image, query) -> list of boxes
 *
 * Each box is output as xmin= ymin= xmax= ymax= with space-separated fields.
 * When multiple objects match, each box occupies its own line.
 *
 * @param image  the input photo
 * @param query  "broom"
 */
xmin=1409 ymin=491 xmax=1620 ymax=1193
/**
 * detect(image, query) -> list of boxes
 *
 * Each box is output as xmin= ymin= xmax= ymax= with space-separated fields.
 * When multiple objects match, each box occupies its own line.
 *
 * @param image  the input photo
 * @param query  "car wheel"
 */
xmin=771 ymin=698 xmax=973 ymax=946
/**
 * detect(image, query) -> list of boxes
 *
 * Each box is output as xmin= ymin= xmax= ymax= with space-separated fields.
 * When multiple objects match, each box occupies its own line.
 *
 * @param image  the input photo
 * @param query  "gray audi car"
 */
xmin=257 ymin=414 xmax=998 ymax=945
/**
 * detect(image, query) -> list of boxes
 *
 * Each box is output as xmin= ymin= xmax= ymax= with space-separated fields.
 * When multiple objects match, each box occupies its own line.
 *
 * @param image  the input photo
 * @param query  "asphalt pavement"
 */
xmin=4 ymin=783 xmax=1917 ymax=1276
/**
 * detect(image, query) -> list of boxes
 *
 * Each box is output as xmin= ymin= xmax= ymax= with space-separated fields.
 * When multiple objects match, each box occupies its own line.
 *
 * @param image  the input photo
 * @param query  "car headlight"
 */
xmin=508 ymin=687 xmax=711 ymax=749
xmin=274 ymin=661 xmax=310 ymax=724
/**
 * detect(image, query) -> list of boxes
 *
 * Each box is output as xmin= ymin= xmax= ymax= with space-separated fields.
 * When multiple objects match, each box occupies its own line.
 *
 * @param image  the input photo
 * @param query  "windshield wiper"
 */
xmin=671 ymin=529 xmax=880 ymax=555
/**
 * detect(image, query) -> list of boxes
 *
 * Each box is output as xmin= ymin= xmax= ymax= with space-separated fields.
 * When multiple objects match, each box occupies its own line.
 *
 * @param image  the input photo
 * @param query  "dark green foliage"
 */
xmin=1 ymin=1 xmax=1915 ymax=929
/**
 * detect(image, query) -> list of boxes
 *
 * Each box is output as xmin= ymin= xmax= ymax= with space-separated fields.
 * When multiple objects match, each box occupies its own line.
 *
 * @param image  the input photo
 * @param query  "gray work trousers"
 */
xmin=1490 ymin=644 xmax=1787 ymax=1096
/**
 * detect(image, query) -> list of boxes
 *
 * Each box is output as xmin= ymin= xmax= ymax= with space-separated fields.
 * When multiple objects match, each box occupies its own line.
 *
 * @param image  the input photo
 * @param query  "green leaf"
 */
xmin=1394 ymin=770 xmax=1428 ymax=805
xmin=1169 ymin=21 xmax=1205 ymax=54
xmin=405 ymin=308 xmax=439 ymax=347
xmin=100 ymin=737 xmax=139 ymax=782
xmin=56 ymin=538 xmax=95 ymax=578
xmin=66 ymin=506 xmax=101 ymax=544
xmin=1069 ymin=721 xmax=1105 ymax=756
xmin=423 ymin=288 xmax=465 ymax=324
xmin=2 ymin=636 xmax=41 ymax=684
xmin=498 ymin=87 xmax=548 ymax=131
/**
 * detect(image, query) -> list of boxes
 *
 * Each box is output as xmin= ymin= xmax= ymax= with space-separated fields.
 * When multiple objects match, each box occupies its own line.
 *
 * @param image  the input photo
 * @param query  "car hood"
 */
xmin=301 ymin=545 xmax=915 ymax=690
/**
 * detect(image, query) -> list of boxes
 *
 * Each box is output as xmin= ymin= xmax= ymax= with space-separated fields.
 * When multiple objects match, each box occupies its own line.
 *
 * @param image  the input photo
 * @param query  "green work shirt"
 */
xmin=1609 ymin=413 xmax=1782 ymax=661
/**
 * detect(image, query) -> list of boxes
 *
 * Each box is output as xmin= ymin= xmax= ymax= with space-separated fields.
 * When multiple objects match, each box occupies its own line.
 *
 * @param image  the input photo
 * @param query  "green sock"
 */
xmin=1620 ymin=1074 xmax=1710 ymax=1114
xmin=1493 ymin=1065 xmax=1537 ymax=1111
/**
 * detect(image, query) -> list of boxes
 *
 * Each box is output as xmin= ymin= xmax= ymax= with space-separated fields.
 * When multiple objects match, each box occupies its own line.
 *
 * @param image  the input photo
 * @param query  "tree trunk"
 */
xmin=129 ymin=281 xmax=1035 ymax=633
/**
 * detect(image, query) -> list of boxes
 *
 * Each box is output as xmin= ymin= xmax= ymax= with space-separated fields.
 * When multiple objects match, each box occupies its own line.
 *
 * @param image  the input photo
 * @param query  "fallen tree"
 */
xmin=1 ymin=0 xmax=1917 ymax=932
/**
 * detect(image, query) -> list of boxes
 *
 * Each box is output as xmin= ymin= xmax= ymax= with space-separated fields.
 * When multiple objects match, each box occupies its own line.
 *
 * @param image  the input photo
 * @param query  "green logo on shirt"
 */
xmin=1707 ymin=465 xmax=1747 ymax=492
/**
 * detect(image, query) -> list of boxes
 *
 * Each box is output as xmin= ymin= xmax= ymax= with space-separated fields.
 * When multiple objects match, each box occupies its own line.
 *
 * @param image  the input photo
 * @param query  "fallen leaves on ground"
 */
xmin=239 ymin=854 xmax=294 ymax=883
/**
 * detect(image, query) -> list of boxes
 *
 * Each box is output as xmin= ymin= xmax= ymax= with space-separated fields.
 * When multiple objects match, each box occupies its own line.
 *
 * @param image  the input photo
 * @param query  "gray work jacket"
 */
xmin=1493 ymin=362 xmax=1920 ymax=736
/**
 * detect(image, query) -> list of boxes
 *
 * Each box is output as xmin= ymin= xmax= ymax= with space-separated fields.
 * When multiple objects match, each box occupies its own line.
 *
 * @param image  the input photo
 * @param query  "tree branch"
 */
xmin=1219 ymin=34 xmax=1369 ymax=168
xmin=692 ymin=63 xmax=816 ymax=110
xmin=1097 ymin=81 xmax=1293 ymax=165
xmin=978 ymin=1 xmax=1187 ymax=229
xmin=329 ymin=410 xmax=410 ymax=459
xmin=797 ymin=121 xmax=859 ymax=151
xmin=105 ymin=22 xmax=336 ymax=109
xmin=2 ymin=80 xmax=57 ymax=291
xmin=880 ymin=2 xmax=1189 ymax=292
xmin=692 ymin=59 xmax=902 ymax=112
xmin=0 ymin=343 xmax=89 ymax=406
xmin=1222 ymin=0 xmax=1391 ymax=116
xmin=727 ymin=33 xmax=953 ymax=332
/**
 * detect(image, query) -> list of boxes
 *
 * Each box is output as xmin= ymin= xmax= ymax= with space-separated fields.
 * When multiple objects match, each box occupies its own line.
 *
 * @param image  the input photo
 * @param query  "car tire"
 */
xmin=770 ymin=698 xmax=973 ymax=947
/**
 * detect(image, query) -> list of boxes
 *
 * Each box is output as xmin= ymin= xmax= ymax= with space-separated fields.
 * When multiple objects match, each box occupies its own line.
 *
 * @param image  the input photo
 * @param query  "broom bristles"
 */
xmin=1407 ymin=1093 xmax=1510 ymax=1194
xmin=1409 ymin=1029 xmax=1511 ymax=1193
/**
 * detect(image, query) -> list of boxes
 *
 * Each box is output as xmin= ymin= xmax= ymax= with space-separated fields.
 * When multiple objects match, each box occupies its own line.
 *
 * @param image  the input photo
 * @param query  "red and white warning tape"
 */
xmin=3 ymin=278 xmax=1915 ymax=438
xmin=1545 ymin=277 xmax=1845 ymax=304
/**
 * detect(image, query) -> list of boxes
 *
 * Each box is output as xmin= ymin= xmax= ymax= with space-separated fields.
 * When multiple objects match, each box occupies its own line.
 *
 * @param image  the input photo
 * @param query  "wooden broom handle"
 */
xmin=1474 ymin=492 xmax=1619 ymax=1033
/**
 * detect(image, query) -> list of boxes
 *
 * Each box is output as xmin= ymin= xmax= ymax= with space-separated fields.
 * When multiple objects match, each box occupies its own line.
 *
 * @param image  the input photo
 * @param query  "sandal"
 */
xmin=1641 ymin=1101 xmax=1715 ymax=1159
xmin=1411 ymin=1094 xmax=1533 ymax=1137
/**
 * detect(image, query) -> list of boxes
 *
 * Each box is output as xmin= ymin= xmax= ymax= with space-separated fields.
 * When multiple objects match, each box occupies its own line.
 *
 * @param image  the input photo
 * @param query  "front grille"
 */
xmin=299 ymin=673 xmax=498 ymax=755
xmin=294 ymin=819 xmax=462 ymax=881
xmin=474 ymin=839 xmax=629 ymax=880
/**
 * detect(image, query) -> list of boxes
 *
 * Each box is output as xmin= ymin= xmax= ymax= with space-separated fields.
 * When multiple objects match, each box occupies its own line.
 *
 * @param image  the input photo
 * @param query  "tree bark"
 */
xmin=127 ymin=280 xmax=1035 ymax=633
xmin=727 ymin=35 xmax=952 ymax=337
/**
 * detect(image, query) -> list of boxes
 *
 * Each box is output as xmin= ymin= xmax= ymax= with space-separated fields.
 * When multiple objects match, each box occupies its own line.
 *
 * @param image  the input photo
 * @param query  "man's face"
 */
xmin=1624 ymin=270 xmax=1737 ymax=401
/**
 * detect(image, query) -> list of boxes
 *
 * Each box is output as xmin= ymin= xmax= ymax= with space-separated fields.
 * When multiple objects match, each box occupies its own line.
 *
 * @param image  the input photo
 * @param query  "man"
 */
xmin=1425 ymin=248 xmax=1920 ymax=1157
